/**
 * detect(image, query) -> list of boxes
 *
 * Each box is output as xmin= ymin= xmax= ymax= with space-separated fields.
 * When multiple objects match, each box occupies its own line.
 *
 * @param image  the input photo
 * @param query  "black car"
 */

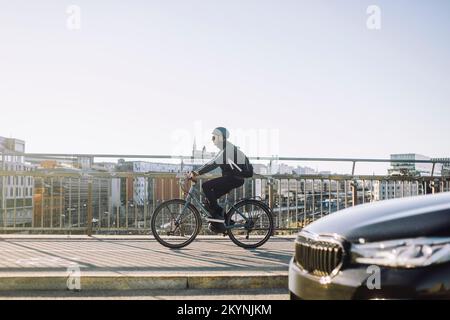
xmin=289 ymin=192 xmax=450 ymax=299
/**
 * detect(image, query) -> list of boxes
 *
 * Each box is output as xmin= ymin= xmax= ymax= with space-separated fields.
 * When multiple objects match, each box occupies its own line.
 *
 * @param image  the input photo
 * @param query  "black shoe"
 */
xmin=208 ymin=222 xmax=226 ymax=234
xmin=212 ymin=207 xmax=224 ymax=220
xmin=203 ymin=201 xmax=219 ymax=214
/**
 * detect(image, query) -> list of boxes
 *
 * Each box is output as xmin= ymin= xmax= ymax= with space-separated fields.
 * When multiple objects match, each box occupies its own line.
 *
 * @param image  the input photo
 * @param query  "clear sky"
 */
xmin=1 ymin=0 xmax=449 ymax=173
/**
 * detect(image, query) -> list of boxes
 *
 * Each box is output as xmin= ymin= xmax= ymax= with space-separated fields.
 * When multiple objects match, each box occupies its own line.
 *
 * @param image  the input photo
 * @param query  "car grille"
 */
xmin=294 ymin=234 xmax=344 ymax=277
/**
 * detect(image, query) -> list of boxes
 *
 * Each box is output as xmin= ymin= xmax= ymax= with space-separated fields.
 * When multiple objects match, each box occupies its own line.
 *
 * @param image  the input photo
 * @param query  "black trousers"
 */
xmin=202 ymin=175 xmax=245 ymax=214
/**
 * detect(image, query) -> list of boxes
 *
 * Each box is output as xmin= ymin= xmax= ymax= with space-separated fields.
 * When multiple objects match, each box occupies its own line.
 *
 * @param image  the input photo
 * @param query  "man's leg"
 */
xmin=212 ymin=176 xmax=245 ymax=200
xmin=213 ymin=176 xmax=244 ymax=226
xmin=202 ymin=176 xmax=244 ymax=233
xmin=202 ymin=176 xmax=245 ymax=215
xmin=201 ymin=177 xmax=225 ymax=217
xmin=202 ymin=178 xmax=226 ymax=233
xmin=202 ymin=177 xmax=245 ymax=212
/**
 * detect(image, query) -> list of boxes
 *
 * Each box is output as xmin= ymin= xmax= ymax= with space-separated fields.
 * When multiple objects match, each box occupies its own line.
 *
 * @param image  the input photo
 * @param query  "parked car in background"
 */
xmin=289 ymin=192 xmax=450 ymax=299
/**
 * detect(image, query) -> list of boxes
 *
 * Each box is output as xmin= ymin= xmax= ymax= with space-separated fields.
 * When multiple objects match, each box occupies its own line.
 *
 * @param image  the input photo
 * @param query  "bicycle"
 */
xmin=150 ymin=173 xmax=274 ymax=249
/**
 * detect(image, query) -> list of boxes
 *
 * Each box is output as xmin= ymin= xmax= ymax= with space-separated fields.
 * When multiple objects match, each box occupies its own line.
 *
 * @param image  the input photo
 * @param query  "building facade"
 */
xmin=0 ymin=137 xmax=34 ymax=227
xmin=431 ymin=158 xmax=450 ymax=177
xmin=389 ymin=153 xmax=442 ymax=176
xmin=116 ymin=160 xmax=194 ymax=206
xmin=372 ymin=180 xmax=422 ymax=201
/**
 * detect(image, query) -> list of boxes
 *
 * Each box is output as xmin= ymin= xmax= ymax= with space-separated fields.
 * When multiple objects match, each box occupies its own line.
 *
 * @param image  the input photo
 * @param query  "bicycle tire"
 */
xmin=226 ymin=199 xmax=274 ymax=249
xmin=151 ymin=199 xmax=202 ymax=249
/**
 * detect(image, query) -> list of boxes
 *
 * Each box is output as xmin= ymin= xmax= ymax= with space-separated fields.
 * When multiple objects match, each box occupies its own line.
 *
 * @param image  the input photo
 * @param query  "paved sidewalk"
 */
xmin=0 ymin=235 xmax=295 ymax=291
xmin=0 ymin=288 xmax=290 ymax=300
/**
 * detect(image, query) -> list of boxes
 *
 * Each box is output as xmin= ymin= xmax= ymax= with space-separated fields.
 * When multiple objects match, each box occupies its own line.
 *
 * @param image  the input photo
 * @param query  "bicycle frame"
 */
xmin=176 ymin=180 xmax=250 ymax=230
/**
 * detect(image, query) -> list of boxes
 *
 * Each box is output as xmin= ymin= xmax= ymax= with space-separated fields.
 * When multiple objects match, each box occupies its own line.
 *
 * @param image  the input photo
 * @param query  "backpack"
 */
xmin=233 ymin=147 xmax=253 ymax=178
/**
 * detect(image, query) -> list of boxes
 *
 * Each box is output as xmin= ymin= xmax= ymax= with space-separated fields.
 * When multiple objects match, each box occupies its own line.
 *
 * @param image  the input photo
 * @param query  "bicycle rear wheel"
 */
xmin=151 ymin=199 xmax=201 ymax=249
xmin=226 ymin=199 xmax=274 ymax=249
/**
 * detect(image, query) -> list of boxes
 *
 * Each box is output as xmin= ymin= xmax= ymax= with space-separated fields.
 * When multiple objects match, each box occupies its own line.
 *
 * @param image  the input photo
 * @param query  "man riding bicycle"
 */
xmin=188 ymin=127 xmax=253 ymax=233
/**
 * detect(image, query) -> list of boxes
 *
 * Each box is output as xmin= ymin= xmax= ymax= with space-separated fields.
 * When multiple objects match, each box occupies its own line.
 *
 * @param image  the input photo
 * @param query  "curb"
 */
xmin=0 ymin=274 xmax=288 ymax=292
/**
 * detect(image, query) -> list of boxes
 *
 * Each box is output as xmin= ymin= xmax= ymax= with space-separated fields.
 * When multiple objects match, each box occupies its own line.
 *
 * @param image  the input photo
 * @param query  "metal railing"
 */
xmin=0 ymin=152 xmax=449 ymax=234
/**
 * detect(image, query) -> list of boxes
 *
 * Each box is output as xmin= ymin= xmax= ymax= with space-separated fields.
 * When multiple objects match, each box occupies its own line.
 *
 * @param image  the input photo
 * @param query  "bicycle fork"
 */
xmin=173 ymin=196 xmax=193 ymax=228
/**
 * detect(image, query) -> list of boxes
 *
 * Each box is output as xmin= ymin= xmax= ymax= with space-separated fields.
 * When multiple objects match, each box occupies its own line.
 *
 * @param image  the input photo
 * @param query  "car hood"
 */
xmin=304 ymin=192 xmax=450 ymax=243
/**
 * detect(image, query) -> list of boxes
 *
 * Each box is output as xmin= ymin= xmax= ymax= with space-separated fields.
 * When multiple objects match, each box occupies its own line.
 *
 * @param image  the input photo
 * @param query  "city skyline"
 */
xmin=1 ymin=1 xmax=449 ymax=173
xmin=2 ymin=132 xmax=449 ymax=176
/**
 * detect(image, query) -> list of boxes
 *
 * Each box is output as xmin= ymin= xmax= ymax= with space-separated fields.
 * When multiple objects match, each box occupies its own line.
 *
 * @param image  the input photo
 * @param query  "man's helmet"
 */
xmin=212 ymin=127 xmax=230 ymax=139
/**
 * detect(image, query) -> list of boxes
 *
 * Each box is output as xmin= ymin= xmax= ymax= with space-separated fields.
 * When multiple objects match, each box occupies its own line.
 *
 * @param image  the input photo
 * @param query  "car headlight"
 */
xmin=351 ymin=237 xmax=450 ymax=268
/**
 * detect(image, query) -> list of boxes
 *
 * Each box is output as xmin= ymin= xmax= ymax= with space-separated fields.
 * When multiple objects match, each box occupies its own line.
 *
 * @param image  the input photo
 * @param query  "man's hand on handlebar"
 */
xmin=187 ymin=171 xmax=199 ymax=181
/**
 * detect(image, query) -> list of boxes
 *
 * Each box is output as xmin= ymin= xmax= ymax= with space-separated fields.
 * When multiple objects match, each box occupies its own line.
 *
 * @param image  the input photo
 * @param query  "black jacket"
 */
xmin=196 ymin=142 xmax=252 ymax=177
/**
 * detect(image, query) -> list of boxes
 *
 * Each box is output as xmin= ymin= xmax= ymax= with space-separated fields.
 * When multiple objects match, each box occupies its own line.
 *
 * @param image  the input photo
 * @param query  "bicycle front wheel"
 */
xmin=151 ymin=199 xmax=201 ymax=249
xmin=226 ymin=199 xmax=274 ymax=249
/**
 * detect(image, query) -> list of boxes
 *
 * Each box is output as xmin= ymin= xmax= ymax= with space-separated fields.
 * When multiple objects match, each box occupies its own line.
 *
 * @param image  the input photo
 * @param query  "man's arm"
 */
xmin=193 ymin=150 xmax=223 ymax=175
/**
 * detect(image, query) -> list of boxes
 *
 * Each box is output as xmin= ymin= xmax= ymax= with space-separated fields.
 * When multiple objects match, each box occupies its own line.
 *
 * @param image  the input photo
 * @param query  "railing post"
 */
xmin=1 ymin=152 xmax=5 ymax=228
xmin=430 ymin=180 xmax=436 ymax=194
xmin=351 ymin=180 xmax=358 ymax=206
xmin=268 ymin=178 xmax=274 ymax=210
xmin=87 ymin=179 xmax=93 ymax=236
